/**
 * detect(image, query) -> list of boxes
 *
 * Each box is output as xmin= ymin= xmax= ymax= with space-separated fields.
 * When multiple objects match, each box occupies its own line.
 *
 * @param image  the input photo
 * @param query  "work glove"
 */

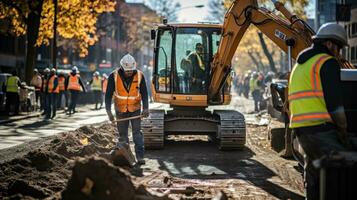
xmin=106 ymin=110 xmax=115 ymax=123
xmin=141 ymin=109 xmax=149 ymax=118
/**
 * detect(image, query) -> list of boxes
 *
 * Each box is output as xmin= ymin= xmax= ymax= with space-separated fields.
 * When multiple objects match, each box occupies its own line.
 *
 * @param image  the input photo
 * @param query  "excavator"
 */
xmin=143 ymin=0 xmax=355 ymax=150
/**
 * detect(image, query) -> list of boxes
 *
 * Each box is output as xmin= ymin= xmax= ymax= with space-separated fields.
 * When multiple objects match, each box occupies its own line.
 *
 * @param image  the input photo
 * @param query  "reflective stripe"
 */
xmin=288 ymin=90 xmax=324 ymax=101
xmin=310 ymin=55 xmax=331 ymax=91
xmin=58 ymin=77 xmax=65 ymax=91
xmin=291 ymin=112 xmax=331 ymax=123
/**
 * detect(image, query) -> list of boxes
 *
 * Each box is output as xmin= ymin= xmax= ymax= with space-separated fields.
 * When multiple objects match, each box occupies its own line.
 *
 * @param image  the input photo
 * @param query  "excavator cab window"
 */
xmin=156 ymin=29 xmax=172 ymax=93
xmin=174 ymin=27 xmax=221 ymax=94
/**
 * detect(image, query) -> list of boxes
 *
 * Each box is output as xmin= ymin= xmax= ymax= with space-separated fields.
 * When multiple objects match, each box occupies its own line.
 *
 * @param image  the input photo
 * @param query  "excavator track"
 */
xmin=214 ymin=110 xmax=246 ymax=150
xmin=141 ymin=110 xmax=165 ymax=149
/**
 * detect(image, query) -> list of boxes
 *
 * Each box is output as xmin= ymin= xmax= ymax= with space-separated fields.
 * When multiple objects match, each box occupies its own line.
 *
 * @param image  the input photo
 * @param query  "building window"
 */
xmin=352 ymin=23 xmax=357 ymax=38
xmin=352 ymin=46 xmax=357 ymax=62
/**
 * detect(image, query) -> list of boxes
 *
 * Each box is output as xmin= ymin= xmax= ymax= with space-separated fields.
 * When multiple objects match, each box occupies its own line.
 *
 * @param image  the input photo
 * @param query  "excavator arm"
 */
xmin=208 ymin=0 xmax=315 ymax=103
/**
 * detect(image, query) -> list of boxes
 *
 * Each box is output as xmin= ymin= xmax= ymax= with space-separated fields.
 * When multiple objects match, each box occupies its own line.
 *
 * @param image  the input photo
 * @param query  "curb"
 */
xmin=0 ymin=113 xmax=41 ymax=125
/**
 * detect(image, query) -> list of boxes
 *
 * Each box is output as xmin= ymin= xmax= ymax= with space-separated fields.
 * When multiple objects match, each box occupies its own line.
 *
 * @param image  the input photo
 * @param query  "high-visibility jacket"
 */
xmin=288 ymin=53 xmax=333 ymax=128
xmin=6 ymin=76 xmax=19 ymax=93
xmin=102 ymin=79 xmax=108 ymax=93
xmin=58 ymin=76 xmax=65 ymax=91
xmin=42 ymin=77 xmax=48 ymax=92
xmin=113 ymin=70 xmax=142 ymax=112
xmin=30 ymin=75 xmax=42 ymax=91
xmin=92 ymin=77 xmax=102 ymax=91
xmin=48 ymin=75 xmax=59 ymax=93
xmin=68 ymin=74 xmax=81 ymax=91
xmin=249 ymin=78 xmax=259 ymax=91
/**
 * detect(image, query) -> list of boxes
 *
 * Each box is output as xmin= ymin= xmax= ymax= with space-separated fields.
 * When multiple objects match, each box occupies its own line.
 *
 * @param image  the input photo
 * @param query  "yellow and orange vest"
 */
xmin=58 ymin=76 xmax=65 ymax=91
xmin=288 ymin=53 xmax=333 ymax=128
xmin=68 ymin=74 xmax=81 ymax=91
xmin=48 ymin=75 xmax=59 ymax=93
xmin=113 ymin=70 xmax=142 ymax=113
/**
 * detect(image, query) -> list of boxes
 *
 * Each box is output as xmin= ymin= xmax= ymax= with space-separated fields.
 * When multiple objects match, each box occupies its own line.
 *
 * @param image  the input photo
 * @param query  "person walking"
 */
xmin=5 ymin=70 xmax=24 ymax=115
xmin=30 ymin=69 xmax=42 ymax=110
xmin=57 ymin=71 xmax=67 ymax=109
xmin=65 ymin=66 xmax=86 ymax=115
xmin=288 ymin=23 xmax=352 ymax=199
xmin=105 ymin=54 xmax=149 ymax=165
xmin=41 ymin=68 xmax=50 ymax=115
xmin=88 ymin=71 xmax=103 ymax=109
xmin=45 ymin=68 xmax=59 ymax=119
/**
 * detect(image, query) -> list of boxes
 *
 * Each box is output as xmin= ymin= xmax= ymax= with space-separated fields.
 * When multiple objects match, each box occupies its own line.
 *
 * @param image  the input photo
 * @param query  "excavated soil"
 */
xmin=0 ymin=103 xmax=304 ymax=199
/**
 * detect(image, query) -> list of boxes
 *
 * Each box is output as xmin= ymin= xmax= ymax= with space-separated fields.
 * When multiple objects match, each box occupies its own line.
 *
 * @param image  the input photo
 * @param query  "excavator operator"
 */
xmin=288 ymin=23 xmax=353 ymax=199
xmin=187 ymin=43 xmax=206 ymax=92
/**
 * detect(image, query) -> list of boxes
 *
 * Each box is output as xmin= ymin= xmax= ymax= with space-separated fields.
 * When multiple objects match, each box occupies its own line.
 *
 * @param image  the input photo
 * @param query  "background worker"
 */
xmin=88 ymin=71 xmax=102 ymax=110
xmin=45 ymin=68 xmax=59 ymax=119
xmin=288 ymin=23 xmax=351 ymax=200
xmin=5 ymin=70 xmax=25 ymax=115
xmin=65 ymin=66 xmax=86 ymax=115
xmin=30 ymin=68 xmax=42 ymax=110
xmin=57 ymin=71 xmax=67 ymax=109
xmin=102 ymin=73 xmax=108 ymax=102
xmin=105 ymin=54 xmax=149 ymax=165
xmin=41 ymin=68 xmax=50 ymax=115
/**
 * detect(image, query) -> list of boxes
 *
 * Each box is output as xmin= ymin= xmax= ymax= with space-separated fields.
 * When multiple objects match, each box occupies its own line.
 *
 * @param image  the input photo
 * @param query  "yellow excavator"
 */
xmin=143 ymin=0 xmax=354 ymax=150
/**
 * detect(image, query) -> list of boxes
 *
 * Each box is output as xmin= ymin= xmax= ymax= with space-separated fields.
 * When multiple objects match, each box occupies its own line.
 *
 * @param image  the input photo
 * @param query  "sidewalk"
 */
xmin=0 ymin=112 xmax=41 ymax=125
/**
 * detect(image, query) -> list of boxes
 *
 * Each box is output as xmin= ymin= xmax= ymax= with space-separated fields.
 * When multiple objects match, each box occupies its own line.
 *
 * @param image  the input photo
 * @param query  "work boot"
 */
xmin=51 ymin=114 xmax=56 ymax=119
xmin=137 ymin=158 xmax=145 ymax=165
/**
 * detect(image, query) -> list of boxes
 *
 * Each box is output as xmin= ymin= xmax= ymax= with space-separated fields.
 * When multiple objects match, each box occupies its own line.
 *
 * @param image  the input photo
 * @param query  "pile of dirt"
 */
xmin=62 ymin=156 xmax=168 ymax=200
xmin=0 ymin=123 xmax=162 ymax=199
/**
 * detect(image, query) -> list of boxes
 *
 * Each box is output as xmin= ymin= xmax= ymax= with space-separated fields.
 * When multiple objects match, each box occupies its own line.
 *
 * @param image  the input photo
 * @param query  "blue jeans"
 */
xmin=116 ymin=110 xmax=144 ymax=160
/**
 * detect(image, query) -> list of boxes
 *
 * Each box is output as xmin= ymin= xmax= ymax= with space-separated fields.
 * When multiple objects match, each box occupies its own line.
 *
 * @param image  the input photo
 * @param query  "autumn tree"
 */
xmin=148 ymin=0 xmax=181 ymax=22
xmin=0 ymin=0 xmax=115 ymax=83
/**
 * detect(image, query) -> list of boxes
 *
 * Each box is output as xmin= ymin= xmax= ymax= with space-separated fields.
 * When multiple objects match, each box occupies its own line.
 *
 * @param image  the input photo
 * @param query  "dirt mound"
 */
xmin=8 ymin=179 xmax=50 ymax=198
xmin=62 ymin=156 xmax=136 ymax=200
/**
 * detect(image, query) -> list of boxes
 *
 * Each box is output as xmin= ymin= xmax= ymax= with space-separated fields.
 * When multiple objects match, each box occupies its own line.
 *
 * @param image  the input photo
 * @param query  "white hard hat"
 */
xmin=93 ymin=71 xmax=99 ymax=76
xmin=103 ymin=73 xmax=108 ymax=78
xmin=44 ymin=68 xmax=50 ymax=73
xmin=312 ymin=23 xmax=348 ymax=47
xmin=51 ymin=68 xmax=56 ymax=72
xmin=120 ymin=54 xmax=136 ymax=71
xmin=72 ymin=66 xmax=78 ymax=72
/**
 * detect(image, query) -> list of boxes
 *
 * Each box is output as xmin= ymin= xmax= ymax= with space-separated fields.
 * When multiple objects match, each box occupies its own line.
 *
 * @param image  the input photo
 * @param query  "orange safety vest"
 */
xmin=113 ymin=70 xmax=142 ymax=112
xmin=68 ymin=74 xmax=81 ymax=91
xmin=48 ymin=75 xmax=59 ymax=93
xmin=58 ymin=76 xmax=65 ymax=91
xmin=102 ymin=79 xmax=108 ymax=93
xmin=42 ymin=77 xmax=48 ymax=92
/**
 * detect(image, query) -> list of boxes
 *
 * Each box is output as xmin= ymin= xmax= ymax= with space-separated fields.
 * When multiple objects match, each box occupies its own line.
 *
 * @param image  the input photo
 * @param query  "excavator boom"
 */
xmin=208 ymin=0 xmax=314 ymax=102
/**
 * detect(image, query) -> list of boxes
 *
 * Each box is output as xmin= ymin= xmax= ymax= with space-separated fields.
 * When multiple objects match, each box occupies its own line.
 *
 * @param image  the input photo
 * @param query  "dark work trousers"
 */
xmin=46 ymin=93 xmax=57 ymax=119
xmin=252 ymin=90 xmax=261 ymax=112
xmin=43 ymin=93 xmax=49 ymax=114
xmin=35 ymin=90 xmax=41 ymax=110
xmin=5 ymin=92 xmax=19 ymax=115
xmin=41 ymin=92 xmax=46 ymax=111
xmin=68 ymin=90 xmax=79 ymax=114
xmin=57 ymin=91 xmax=67 ymax=109
xmin=93 ymin=90 xmax=102 ymax=109
xmin=116 ymin=110 xmax=144 ymax=160
xmin=295 ymin=124 xmax=347 ymax=200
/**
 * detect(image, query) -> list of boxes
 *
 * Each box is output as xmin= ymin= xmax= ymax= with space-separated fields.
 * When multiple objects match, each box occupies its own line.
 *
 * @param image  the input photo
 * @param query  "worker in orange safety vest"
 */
xmin=65 ymin=66 xmax=86 ymax=115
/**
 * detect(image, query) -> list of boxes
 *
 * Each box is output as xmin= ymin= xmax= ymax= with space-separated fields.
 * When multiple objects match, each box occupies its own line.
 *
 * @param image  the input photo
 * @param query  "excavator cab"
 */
xmin=150 ymin=24 xmax=231 ymax=106
xmin=142 ymin=23 xmax=245 ymax=150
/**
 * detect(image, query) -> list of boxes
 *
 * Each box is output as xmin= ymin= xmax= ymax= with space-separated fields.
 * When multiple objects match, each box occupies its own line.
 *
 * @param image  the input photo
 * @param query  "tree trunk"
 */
xmin=24 ymin=1 xmax=43 ymax=84
xmin=247 ymin=51 xmax=263 ymax=71
xmin=257 ymin=32 xmax=277 ymax=73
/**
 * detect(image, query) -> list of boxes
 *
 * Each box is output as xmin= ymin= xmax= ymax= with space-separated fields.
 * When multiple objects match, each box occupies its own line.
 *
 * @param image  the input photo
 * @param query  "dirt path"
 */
xmin=0 ymin=96 xmax=304 ymax=199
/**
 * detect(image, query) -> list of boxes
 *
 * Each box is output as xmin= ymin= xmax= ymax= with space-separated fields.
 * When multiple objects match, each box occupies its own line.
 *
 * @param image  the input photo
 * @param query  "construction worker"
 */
xmin=45 ymin=68 xmax=59 ymax=119
xmin=41 ymin=68 xmax=50 ymax=114
xmin=288 ymin=23 xmax=351 ymax=200
xmin=57 ymin=71 xmax=67 ymax=109
xmin=250 ymin=72 xmax=261 ymax=112
xmin=65 ymin=66 xmax=86 ymax=115
xmin=5 ymin=70 xmax=24 ymax=115
xmin=102 ymin=73 xmax=108 ymax=102
xmin=187 ymin=43 xmax=206 ymax=92
xmin=88 ymin=71 xmax=102 ymax=109
xmin=30 ymin=68 xmax=42 ymax=110
xmin=105 ymin=54 xmax=149 ymax=165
